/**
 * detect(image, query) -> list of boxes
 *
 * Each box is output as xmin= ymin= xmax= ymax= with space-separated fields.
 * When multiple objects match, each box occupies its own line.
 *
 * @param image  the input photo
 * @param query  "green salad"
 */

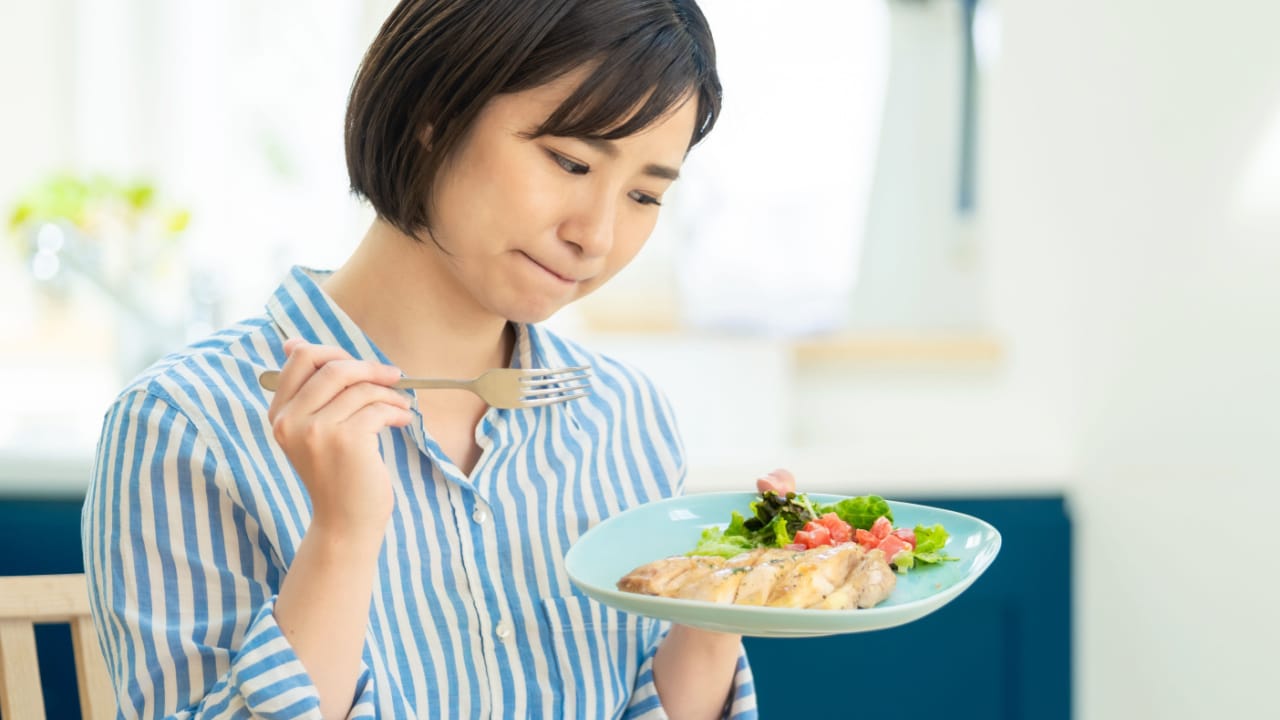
xmin=687 ymin=491 xmax=958 ymax=573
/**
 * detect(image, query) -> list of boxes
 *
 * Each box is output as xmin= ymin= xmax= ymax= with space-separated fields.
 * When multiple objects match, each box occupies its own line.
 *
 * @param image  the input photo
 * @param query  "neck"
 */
xmin=322 ymin=219 xmax=515 ymax=378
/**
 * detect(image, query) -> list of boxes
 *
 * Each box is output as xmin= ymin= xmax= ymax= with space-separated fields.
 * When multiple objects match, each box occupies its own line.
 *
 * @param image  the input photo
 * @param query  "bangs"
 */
xmin=509 ymin=13 xmax=720 ymax=148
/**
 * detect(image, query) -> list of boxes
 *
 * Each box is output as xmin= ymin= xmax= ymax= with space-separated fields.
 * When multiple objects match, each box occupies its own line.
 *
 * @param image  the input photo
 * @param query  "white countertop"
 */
xmin=0 ymin=445 xmax=1067 ymax=499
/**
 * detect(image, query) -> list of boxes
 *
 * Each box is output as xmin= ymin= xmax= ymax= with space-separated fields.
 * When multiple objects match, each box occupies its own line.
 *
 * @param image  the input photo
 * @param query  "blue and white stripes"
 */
xmin=82 ymin=266 xmax=758 ymax=719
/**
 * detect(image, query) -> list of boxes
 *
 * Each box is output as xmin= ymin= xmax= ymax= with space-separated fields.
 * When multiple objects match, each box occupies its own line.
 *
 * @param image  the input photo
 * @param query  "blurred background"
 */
xmin=1 ymin=0 xmax=1277 ymax=718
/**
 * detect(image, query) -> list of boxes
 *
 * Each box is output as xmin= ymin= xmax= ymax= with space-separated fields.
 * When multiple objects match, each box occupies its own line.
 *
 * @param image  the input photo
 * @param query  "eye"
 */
xmin=629 ymin=191 xmax=663 ymax=207
xmin=547 ymin=150 xmax=589 ymax=175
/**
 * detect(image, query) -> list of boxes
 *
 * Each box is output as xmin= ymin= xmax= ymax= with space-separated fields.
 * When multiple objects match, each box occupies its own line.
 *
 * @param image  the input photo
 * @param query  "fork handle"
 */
xmin=391 ymin=378 xmax=469 ymax=390
xmin=258 ymin=371 xmax=468 ymax=392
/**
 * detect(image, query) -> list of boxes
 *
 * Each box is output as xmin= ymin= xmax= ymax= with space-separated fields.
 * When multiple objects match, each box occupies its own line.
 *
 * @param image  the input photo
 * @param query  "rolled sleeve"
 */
xmin=83 ymin=389 xmax=378 ymax=719
xmin=229 ymin=599 xmax=377 ymax=719
xmin=227 ymin=597 xmax=323 ymax=719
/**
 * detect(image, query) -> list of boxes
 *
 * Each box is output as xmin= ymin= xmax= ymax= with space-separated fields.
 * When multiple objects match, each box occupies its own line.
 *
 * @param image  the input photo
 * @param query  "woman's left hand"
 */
xmin=756 ymin=467 xmax=796 ymax=495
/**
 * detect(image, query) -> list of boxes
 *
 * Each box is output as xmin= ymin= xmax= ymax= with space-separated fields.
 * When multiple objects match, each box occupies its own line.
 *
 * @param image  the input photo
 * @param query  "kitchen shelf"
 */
xmin=790 ymin=332 xmax=1003 ymax=366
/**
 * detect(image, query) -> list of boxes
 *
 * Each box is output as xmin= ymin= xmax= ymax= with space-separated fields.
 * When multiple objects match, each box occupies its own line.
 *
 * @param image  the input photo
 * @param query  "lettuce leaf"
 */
xmin=689 ymin=506 xmax=797 ymax=557
xmin=760 ymin=514 xmax=792 ymax=547
xmin=687 ymin=526 xmax=756 ymax=558
xmin=815 ymin=495 xmax=893 ymax=530
xmin=909 ymin=524 xmax=959 ymax=566
xmin=913 ymin=524 xmax=949 ymax=554
xmin=724 ymin=510 xmax=752 ymax=539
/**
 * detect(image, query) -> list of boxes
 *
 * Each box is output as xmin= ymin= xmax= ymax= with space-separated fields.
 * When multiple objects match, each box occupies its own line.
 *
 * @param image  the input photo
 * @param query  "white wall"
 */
xmin=988 ymin=0 xmax=1280 ymax=717
xmin=0 ymin=0 xmax=75 ymax=204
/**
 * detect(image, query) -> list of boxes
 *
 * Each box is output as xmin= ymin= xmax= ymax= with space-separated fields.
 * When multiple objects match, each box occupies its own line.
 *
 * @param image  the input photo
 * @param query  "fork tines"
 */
xmin=520 ymin=365 xmax=592 ymax=405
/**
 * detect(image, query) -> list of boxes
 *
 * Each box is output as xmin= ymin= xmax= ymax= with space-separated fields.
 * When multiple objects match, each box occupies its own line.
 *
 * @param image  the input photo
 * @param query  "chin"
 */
xmin=500 ymin=299 xmax=565 ymax=325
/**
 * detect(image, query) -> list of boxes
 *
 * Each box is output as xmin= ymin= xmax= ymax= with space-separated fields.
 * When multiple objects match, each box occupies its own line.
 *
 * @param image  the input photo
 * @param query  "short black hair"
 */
xmin=345 ymin=0 xmax=722 ymax=240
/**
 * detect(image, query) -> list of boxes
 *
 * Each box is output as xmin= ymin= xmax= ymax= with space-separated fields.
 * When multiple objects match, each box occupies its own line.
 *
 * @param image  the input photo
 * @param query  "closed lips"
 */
xmin=523 ymin=252 xmax=579 ymax=283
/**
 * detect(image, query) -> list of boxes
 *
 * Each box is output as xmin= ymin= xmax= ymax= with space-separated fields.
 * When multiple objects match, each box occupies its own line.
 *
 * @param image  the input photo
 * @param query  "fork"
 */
xmin=257 ymin=366 xmax=592 ymax=409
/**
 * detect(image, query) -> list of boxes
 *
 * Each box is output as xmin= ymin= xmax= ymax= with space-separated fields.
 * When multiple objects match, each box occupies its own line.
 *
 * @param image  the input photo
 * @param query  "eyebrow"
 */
xmin=580 ymin=137 xmax=681 ymax=181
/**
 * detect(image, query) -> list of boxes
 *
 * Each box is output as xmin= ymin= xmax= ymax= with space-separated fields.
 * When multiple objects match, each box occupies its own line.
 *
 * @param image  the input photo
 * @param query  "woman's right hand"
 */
xmin=266 ymin=339 xmax=413 ymax=540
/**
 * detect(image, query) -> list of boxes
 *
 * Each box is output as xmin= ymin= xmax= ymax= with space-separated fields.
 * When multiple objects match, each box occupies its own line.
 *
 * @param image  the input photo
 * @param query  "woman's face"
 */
xmin=422 ymin=67 xmax=699 ymax=323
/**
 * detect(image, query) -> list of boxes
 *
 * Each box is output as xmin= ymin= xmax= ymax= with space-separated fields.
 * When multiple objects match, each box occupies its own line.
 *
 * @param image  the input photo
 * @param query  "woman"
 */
xmin=83 ymin=0 xmax=758 ymax=718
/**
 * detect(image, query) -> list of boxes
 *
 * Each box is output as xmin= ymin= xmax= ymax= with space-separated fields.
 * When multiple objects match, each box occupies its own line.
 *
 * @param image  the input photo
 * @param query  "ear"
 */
xmin=418 ymin=124 xmax=434 ymax=151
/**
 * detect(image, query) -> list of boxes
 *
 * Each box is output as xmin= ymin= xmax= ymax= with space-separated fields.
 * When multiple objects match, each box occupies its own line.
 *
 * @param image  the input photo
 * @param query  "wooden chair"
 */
xmin=0 ymin=574 xmax=115 ymax=720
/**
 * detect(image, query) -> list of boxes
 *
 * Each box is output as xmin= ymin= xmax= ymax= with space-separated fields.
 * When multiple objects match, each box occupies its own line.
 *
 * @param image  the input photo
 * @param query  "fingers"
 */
xmin=311 ymin=380 xmax=412 ymax=429
xmin=344 ymin=400 xmax=415 ymax=437
xmin=286 ymin=359 xmax=403 ymax=419
xmin=268 ymin=341 xmax=354 ymax=414
xmin=756 ymin=468 xmax=796 ymax=495
xmin=267 ymin=342 xmax=413 ymax=456
xmin=269 ymin=341 xmax=402 ymax=416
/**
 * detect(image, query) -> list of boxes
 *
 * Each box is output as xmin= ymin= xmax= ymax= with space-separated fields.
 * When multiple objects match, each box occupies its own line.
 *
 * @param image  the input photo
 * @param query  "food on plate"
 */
xmin=615 ymin=474 xmax=961 ymax=609
xmin=617 ymin=543 xmax=896 ymax=609
xmin=686 ymin=485 xmax=957 ymax=574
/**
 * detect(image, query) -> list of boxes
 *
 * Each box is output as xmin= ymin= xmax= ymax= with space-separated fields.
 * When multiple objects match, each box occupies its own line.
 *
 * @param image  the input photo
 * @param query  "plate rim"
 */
xmin=564 ymin=491 xmax=1002 ymax=632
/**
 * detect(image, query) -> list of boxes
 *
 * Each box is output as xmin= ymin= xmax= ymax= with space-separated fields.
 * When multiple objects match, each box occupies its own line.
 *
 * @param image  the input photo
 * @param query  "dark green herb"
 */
xmin=744 ymin=491 xmax=818 ymax=536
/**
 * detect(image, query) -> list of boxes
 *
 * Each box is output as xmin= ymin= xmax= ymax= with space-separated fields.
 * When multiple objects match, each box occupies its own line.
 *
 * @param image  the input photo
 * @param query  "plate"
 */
xmin=564 ymin=492 xmax=1001 ymax=637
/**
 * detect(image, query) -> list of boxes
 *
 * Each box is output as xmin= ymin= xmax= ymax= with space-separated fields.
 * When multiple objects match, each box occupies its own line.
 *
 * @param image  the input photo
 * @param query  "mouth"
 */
xmin=520 ymin=251 xmax=581 ymax=285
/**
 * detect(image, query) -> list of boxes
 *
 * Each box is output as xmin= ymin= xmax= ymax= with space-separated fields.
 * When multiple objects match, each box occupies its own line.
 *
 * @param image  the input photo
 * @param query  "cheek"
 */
xmin=591 ymin=218 xmax=656 ymax=286
xmin=613 ymin=215 xmax=658 ymax=264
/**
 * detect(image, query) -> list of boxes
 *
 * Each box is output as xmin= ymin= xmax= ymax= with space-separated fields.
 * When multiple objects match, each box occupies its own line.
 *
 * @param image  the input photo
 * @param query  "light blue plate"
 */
xmin=565 ymin=492 xmax=1001 ymax=637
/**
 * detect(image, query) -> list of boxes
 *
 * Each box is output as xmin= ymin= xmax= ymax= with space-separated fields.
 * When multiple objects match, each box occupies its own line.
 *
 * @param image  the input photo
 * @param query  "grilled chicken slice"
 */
xmin=678 ymin=566 xmax=745 ymax=603
xmin=617 ymin=543 xmax=897 ymax=609
xmin=766 ymin=544 xmax=864 ymax=608
xmin=853 ymin=549 xmax=896 ymax=608
xmin=732 ymin=561 xmax=789 ymax=605
xmin=616 ymin=556 xmax=724 ymax=596
xmin=725 ymin=548 xmax=800 ymax=567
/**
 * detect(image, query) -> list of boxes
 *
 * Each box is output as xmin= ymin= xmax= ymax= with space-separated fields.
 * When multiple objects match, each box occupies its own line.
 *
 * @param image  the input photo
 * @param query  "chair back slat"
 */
xmin=0 ymin=574 xmax=114 ymax=720
xmin=0 ymin=574 xmax=94 ymax=621
xmin=0 ymin=619 xmax=48 ymax=720
xmin=71 ymin=615 xmax=116 ymax=720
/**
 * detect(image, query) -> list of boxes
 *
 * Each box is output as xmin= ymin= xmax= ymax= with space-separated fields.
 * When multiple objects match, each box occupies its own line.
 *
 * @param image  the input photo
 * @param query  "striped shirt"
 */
xmin=82 ymin=266 xmax=757 ymax=719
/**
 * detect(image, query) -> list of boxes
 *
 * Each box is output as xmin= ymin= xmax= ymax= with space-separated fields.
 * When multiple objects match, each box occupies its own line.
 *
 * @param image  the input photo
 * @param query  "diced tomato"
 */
xmin=876 ymin=534 xmax=911 ymax=565
xmin=793 ymin=521 xmax=833 ymax=550
xmin=815 ymin=513 xmax=853 ymax=544
xmin=871 ymin=516 xmax=893 ymax=541
xmin=892 ymin=527 xmax=917 ymax=550
xmin=812 ymin=524 xmax=832 ymax=545
xmin=806 ymin=524 xmax=831 ymax=547
xmin=854 ymin=528 xmax=878 ymax=550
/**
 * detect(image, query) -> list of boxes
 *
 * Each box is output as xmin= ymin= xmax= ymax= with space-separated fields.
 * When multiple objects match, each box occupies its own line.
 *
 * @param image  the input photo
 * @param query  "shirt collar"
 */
xmin=265 ymin=265 xmax=536 ymax=369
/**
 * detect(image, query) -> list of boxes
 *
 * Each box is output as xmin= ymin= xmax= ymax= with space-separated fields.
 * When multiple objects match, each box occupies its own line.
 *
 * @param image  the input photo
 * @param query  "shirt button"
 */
xmin=472 ymin=507 xmax=489 ymax=524
xmin=495 ymin=621 xmax=513 ymax=641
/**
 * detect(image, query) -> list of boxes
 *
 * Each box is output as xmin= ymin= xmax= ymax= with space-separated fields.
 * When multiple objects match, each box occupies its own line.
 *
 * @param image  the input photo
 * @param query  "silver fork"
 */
xmin=257 ymin=366 xmax=592 ymax=409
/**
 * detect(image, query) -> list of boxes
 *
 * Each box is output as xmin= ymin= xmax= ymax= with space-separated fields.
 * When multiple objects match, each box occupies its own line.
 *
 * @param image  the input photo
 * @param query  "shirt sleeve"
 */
xmin=621 ymin=628 xmax=758 ymax=720
xmin=82 ymin=389 xmax=378 ymax=719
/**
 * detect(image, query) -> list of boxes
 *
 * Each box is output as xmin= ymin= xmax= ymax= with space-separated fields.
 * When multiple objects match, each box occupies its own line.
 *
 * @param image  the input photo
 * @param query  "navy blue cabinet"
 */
xmin=744 ymin=497 xmax=1072 ymax=720
xmin=1 ymin=495 xmax=1070 ymax=719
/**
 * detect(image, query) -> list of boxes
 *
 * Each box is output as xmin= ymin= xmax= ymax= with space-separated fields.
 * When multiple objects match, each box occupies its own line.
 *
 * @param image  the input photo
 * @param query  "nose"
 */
xmin=559 ymin=193 xmax=616 ymax=259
